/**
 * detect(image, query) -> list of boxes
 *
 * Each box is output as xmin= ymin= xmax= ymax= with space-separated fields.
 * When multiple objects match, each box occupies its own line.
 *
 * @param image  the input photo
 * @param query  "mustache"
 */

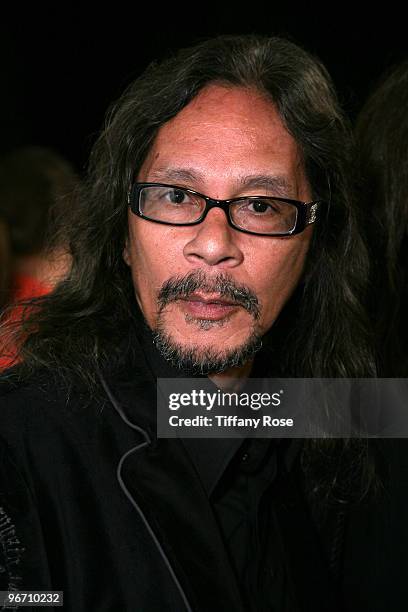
xmin=157 ymin=270 xmax=260 ymax=319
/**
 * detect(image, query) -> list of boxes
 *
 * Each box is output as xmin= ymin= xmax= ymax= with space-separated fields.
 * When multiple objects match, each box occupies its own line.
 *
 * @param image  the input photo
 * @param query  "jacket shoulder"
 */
xmin=0 ymin=368 xmax=104 ymax=444
xmin=0 ymin=369 xmax=68 ymax=410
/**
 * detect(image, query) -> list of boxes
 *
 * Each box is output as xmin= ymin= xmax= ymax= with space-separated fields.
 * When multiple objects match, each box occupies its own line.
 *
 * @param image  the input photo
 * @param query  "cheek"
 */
xmin=247 ymin=236 xmax=310 ymax=321
xmin=127 ymin=223 xmax=160 ymax=270
xmin=126 ymin=220 xmax=185 ymax=295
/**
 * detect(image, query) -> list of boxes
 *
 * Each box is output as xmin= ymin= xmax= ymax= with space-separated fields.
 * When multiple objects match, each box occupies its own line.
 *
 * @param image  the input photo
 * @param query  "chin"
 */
xmin=153 ymin=317 xmax=263 ymax=376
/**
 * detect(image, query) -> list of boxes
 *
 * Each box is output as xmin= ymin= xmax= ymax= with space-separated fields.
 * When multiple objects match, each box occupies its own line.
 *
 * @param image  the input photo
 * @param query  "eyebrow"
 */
xmin=238 ymin=174 xmax=295 ymax=197
xmin=147 ymin=167 xmax=206 ymax=184
xmin=146 ymin=167 xmax=296 ymax=197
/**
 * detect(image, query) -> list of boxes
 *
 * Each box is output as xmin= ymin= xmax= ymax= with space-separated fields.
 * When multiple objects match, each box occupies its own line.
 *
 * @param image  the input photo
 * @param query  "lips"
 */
xmin=178 ymin=293 xmax=240 ymax=320
xmin=183 ymin=292 xmax=237 ymax=306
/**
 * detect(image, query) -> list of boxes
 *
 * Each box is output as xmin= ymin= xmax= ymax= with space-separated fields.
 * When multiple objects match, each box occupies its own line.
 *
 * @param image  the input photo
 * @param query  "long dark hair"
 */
xmin=356 ymin=60 xmax=408 ymax=375
xmin=1 ymin=35 xmax=378 ymax=506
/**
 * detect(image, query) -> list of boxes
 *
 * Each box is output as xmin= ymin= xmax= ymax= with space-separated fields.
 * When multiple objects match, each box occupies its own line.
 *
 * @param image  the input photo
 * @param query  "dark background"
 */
xmin=1 ymin=6 xmax=407 ymax=172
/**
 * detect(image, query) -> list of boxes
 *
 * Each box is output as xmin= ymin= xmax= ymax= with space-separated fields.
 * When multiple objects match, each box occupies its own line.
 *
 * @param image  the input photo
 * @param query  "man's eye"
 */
xmin=247 ymin=200 xmax=273 ymax=214
xmin=165 ymin=189 xmax=189 ymax=204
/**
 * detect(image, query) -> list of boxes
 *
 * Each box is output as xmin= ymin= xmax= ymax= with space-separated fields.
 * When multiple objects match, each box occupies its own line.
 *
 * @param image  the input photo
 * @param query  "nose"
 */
xmin=183 ymin=207 xmax=244 ymax=268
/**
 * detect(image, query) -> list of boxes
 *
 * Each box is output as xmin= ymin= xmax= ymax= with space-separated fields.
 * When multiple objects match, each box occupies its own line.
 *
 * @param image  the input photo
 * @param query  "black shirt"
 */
xmin=184 ymin=436 xmax=303 ymax=611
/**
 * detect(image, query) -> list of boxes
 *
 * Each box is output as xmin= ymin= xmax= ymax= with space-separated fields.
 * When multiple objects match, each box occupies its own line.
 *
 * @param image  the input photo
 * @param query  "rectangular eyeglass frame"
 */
xmin=128 ymin=182 xmax=322 ymax=236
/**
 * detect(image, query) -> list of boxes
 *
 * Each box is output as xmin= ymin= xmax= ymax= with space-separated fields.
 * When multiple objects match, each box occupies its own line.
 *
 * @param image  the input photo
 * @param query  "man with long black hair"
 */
xmin=0 ymin=35 xmax=388 ymax=611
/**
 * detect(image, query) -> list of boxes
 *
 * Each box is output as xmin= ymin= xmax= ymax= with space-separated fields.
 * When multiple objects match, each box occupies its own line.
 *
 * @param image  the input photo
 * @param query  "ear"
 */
xmin=123 ymin=238 xmax=131 ymax=267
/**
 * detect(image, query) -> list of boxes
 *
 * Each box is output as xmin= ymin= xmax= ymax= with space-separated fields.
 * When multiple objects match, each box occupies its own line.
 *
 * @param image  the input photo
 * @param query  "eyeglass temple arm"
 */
xmin=305 ymin=173 xmax=330 ymax=225
xmin=305 ymin=201 xmax=320 ymax=225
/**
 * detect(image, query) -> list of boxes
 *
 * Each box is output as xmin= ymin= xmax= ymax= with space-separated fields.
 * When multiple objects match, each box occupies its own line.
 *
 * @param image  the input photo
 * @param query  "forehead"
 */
xmin=138 ymin=84 xmax=307 ymax=195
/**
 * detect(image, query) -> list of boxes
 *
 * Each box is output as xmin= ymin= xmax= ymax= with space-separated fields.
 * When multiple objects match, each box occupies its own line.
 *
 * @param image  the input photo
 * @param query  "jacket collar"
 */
xmin=120 ymin=431 xmax=246 ymax=611
xmin=101 ymin=339 xmax=246 ymax=610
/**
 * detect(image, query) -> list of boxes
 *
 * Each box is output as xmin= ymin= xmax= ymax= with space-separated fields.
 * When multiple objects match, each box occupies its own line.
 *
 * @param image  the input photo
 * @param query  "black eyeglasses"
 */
xmin=128 ymin=182 xmax=322 ymax=236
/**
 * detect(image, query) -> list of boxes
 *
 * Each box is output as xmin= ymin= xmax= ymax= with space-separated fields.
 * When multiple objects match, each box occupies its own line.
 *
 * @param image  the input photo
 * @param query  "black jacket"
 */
xmin=0 ymin=343 xmax=407 ymax=611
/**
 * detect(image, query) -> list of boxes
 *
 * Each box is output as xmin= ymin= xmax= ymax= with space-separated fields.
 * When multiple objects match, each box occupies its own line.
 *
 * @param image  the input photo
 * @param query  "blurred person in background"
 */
xmin=355 ymin=61 xmax=408 ymax=375
xmin=0 ymin=146 xmax=76 ymax=368
xmin=0 ymin=215 xmax=11 ymax=310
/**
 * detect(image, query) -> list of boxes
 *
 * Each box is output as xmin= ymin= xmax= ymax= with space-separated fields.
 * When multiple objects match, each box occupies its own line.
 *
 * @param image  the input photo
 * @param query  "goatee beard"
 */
xmin=152 ymin=270 xmax=262 ymax=375
xmin=152 ymin=326 xmax=263 ymax=375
